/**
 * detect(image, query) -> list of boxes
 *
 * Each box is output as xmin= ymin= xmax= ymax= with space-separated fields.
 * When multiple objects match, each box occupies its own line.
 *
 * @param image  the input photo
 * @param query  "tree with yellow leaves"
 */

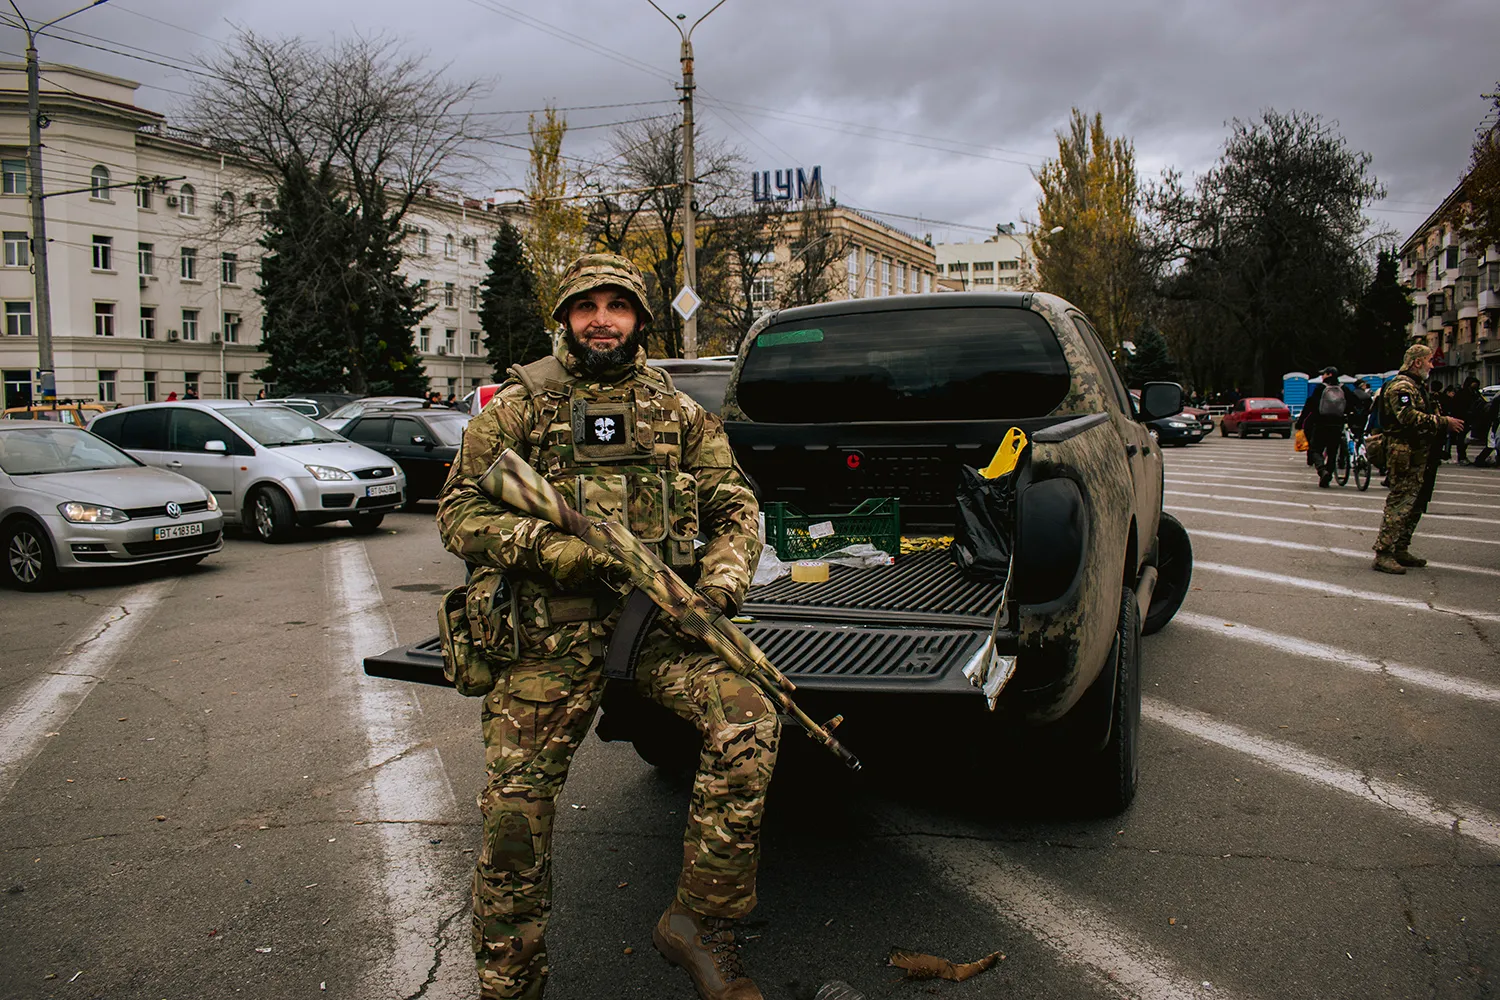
xmin=526 ymin=106 xmax=585 ymax=331
xmin=1031 ymin=109 xmax=1146 ymax=351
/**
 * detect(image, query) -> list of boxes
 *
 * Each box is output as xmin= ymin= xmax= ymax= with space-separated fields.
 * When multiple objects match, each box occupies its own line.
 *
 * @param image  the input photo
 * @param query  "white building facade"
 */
xmin=933 ymin=225 xmax=1039 ymax=291
xmin=0 ymin=63 xmax=511 ymax=409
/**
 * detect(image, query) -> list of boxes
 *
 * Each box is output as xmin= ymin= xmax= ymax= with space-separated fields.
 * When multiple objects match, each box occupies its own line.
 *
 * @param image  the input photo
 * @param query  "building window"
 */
xmin=923 ymin=273 xmax=932 ymax=293
xmin=136 ymin=182 xmax=152 ymax=210
xmin=92 ymin=235 xmax=113 ymax=271
xmin=178 ymin=183 xmax=196 ymax=216
xmin=468 ymin=330 xmax=479 ymax=355
xmin=415 ymin=278 xmax=429 ymax=300
xmin=94 ymin=302 xmax=115 ymax=337
xmin=140 ymin=306 xmax=156 ymax=339
xmin=750 ymin=274 xmax=775 ymax=311
xmin=864 ymin=253 xmax=877 ymax=298
xmin=219 ymin=191 xmax=235 ymax=219
xmin=2 ymin=158 xmax=27 ymax=194
xmin=444 ymin=234 xmax=455 ymax=258
xmin=90 ymin=165 xmax=111 ymax=200
xmin=143 ymin=370 xmax=157 ymax=402
xmin=444 ymin=328 xmax=456 ymax=354
xmin=973 ymin=260 xmax=994 ymax=272
xmin=895 ymin=262 xmax=906 ymax=294
xmin=908 ymin=266 xmax=917 ymax=294
xmin=4 ymin=231 xmax=28 ymax=267
xmin=881 ymin=259 xmax=892 ymax=296
xmin=470 ymin=239 xmax=479 ymax=263
xmin=184 ymin=371 xmax=199 ymax=397
xmin=973 ymin=277 xmax=994 ymax=285
xmin=444 ymin=282 xmax=455 ymax=307
xmin=223 ymin=311 xmax=241 ymax=343
xmin=221 ymin=252 xmax=238 ymax=285
xmin=419 ymin=327 xmax=430 ymax=352
xmin=181 ymin=308 xmax=199 ymax=341
xmin=1446 ymin=246 xmax=1459 ymax=270
xmin=998 ymin=259 xmax=1018 ymax=270
xmin=417 ymin=229 xmax=429 ymax=255
xmin=469 ymin=285 xmax=479 ymax=310
xmin=180 ymin=247 xmax=197 ymax=280
xmin=5 ymin=300 xmax=31 ymax=336
xmin=97 ymin=369 xmax=116 ymax=403
xmin=847 ymin=249 xmax=859 ymax=297
xmin=225 ymin=372 xmax=240 ymax=399
xmin=138 ymin=242 xmax=154 ymax=275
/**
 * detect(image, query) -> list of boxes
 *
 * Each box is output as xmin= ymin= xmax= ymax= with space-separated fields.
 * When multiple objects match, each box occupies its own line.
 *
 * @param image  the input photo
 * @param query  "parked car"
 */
xmin=1 ymin=423 xmax=223 ymax=589
xmin=647 ymin=357 xmax=735 ymax=415
xmin=88 ymin=401 xmax=405 ymax=542
xmin=1183 ymin=404 xmax=1213 ymax=432
xmin=253 ymin=397 xmax=332 ymax=419
xmin=337 ymin=407 xmax=470 ymax=504
xmin=1220 ymin=397 xmax=1293 ymax=438
xmin=1131 ymin=391 xmax=1208 ymax=446
xmin=3 ymin=401 xmax=110 ymax=426
xmin=317 ymin=396 xmax=428 ymax=430
xmin=368 ymin=293 xmax=1195 ymax=816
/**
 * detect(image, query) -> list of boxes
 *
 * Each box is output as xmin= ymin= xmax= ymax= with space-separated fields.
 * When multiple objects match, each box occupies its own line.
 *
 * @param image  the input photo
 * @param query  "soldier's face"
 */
xmin=566 ymin=287 xmax=639 ymax=353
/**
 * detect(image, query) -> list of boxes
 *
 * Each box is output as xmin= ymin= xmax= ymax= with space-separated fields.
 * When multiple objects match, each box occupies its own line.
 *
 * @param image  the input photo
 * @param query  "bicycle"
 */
xmin=1339 ymin=425 xmax=1371 ymax=491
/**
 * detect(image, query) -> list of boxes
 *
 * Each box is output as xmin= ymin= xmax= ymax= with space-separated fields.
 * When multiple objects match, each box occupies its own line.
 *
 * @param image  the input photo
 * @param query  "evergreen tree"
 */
xmin=1124 ymin=323 xmax=1179 ymax=386
xmin=255 ymin=161 xmax=429 ymax=395
xmin=481 ymin=219 xmax=549 ymax=378
xmin=1349 ymin=250 xmax=1413 ymax=373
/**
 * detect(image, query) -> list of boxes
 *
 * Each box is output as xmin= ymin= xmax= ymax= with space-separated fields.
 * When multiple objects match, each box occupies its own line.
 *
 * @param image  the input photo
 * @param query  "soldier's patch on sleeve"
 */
xmin=1398 ymin=393 xmax=1411 ymax=405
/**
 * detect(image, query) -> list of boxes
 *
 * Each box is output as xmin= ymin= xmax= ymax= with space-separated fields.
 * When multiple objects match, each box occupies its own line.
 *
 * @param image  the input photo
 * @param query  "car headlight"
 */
xmin=204 ymin=492 xmax=219 ymax=512
xmin=1167 ymin=421 xmax=1189 ymax=428
xmin=304 ymin=464 xmax=354 ymax=482
xmin=58 ymin=501 xmax=129 ymax=523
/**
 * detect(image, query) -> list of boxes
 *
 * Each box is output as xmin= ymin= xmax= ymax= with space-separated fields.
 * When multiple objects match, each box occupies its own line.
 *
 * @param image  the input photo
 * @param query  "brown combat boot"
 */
xmin=1393 ymin=549 xmax=1427 ymax=568
xmin=1372 ymin=552 xmax=1406 ymax=575
xmin=652 ymin=900 xmax=763 ymax=1000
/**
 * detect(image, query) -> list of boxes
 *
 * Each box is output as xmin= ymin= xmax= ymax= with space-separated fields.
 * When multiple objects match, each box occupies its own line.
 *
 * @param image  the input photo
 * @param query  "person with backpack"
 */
xmin=1473 ymin=391 xmax=1500 ymax=468
xmin=436 ymin=253 xmax=774 ymax=1000
xmin=1297 ymin=367 xmax=1348 ymax=488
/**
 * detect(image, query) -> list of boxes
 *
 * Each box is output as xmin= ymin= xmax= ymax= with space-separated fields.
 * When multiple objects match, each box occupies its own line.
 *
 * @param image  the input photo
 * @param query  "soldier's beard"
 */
xmin=565 ymin=326 xmax=644 ymax=376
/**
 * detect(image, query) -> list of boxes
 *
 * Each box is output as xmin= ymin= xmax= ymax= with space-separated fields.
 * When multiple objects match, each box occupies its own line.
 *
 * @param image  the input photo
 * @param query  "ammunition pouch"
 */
xmin=439 ymin=584 xmax=500 ymax=696
xmin=1365 ymin=432 xmax=1386 ymax=468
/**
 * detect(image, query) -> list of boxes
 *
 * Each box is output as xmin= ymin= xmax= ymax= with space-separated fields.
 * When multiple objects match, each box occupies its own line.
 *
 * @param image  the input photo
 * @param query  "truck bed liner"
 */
xmin=746 ymin=549 xmax=1002 ymax=623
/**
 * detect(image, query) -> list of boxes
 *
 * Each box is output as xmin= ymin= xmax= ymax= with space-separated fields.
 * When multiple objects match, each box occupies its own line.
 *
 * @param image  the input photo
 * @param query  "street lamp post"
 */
xmin=645 ymin=0 xmax=727 ymax=359
xmin=6 ymin=0 xmax=111 ymax=402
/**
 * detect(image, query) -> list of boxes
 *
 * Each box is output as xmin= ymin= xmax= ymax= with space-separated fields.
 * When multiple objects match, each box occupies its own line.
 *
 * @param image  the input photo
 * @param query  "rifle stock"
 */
xmin=479 ymin=449 xmax=861 ymax=770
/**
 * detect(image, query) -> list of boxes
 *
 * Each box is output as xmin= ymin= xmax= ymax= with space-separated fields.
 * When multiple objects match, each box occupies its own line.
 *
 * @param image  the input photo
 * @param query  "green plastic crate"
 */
xmin=763 ymin=498 xmax=901 ymax=560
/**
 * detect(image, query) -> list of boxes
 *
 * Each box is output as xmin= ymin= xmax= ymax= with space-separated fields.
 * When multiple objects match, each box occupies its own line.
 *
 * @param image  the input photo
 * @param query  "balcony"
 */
xmin=1452 ymin=341 xmax=1479 ymax=365
xmin=1426 ymin=313 xmax=1448 ymax=333
xmin=1460 ymin=256 xmax=1481 ymax=277
xmin=1481 ymin=288 xmax=1500 ymax=312
xmin=1460 ymin=299 xmax=1480 ymax=320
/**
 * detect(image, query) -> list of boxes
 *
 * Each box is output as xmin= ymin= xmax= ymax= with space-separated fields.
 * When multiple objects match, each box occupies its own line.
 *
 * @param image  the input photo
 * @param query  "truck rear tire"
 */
xmin=1069 ymin=587 xmax=1141 ymax=816
xmin=1143 ymin=512 xmax=1192 ymax=635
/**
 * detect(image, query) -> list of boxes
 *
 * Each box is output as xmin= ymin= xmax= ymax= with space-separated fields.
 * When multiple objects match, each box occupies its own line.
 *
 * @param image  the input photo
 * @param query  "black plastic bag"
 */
xmin=950 ymin=464 xmax=1019 ymax=583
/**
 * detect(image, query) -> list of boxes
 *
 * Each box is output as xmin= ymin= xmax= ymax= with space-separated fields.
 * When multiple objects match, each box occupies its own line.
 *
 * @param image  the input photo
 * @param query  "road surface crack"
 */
xmin=65 ymin=604 xmax=131 ymax=654
xmin=405 ymin=901 xmax=467 ymax=1000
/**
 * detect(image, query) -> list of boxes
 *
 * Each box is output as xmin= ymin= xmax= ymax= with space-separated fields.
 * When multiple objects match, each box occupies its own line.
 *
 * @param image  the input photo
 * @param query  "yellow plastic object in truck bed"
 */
xmin=978 ymin=427 xmax=1028 ymax=479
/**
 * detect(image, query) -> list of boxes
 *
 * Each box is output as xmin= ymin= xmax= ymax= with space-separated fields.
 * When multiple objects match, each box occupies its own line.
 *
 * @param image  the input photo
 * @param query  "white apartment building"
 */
xmin=934 ymin=224 xmax=1039 ymax=291
xmin=0 ymin=63 xmax=513 ymax=409
xmin=1397 ymin=185 xmax=1500 ymax=387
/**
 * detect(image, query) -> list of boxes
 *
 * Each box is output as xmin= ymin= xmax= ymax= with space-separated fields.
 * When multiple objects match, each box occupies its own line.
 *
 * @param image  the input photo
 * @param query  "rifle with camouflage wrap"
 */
xmin=479 ymin=448 xmax=862 ymax=770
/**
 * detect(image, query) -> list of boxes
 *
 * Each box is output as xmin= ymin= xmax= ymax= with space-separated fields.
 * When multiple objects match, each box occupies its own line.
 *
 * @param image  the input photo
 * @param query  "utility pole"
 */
xmin=7 ymin=0 xmax=110 ymax=402
xmin=646 ymin=0 xmax=726 ymax=359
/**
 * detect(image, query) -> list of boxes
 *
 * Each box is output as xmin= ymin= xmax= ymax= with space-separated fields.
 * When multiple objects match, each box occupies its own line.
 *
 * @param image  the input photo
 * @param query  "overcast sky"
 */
xmin=4 ymin=0 xmax=1494 ymax=247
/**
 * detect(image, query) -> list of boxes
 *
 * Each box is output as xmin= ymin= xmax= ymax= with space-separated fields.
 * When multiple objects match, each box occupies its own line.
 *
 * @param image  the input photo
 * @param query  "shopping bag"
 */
xmin=1293 ymin=428 xmax=1308 ymax=453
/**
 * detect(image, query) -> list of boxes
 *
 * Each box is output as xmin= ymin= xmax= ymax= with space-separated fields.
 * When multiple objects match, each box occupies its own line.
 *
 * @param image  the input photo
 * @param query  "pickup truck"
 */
xmin=365 ymin=291 xmax=1193 ymax=815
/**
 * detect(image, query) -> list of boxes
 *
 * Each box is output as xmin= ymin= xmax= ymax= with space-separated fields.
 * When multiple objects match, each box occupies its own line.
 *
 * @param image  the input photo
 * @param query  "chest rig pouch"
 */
xmin=510 ymin=356 xmax=700 ymax=569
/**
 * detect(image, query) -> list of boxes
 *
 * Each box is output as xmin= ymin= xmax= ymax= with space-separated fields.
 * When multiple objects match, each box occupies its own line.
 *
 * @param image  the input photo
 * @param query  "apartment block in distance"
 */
xmin=0 ymin=62 xmax=516 ymax=410
xmin=933 ymin=223 xmax=1039 ymax=293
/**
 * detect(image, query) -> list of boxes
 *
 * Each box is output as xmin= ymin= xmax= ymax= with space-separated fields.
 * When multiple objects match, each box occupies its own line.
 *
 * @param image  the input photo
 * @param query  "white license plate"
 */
xmin=366 ymin=483 xmax=400 ymax=497
xmin=153 ymin=522 xmax=203 ymax=542
xmin=1261 ymin=415 xmax=1278 ymax=420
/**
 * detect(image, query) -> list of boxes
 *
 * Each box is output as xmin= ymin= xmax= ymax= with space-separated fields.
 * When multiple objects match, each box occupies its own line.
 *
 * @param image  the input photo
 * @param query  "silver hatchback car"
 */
xmin=1 ymin=423 xmax=223 ymax=589
xmin=89 ymin=401 xmax=406 ymax=542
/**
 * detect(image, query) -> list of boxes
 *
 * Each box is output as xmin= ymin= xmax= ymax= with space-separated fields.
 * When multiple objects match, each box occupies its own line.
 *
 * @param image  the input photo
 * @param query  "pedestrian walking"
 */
xmin=1473 ymin=392 xmax=1500 ymax=467
xmin=437 ymin=252 xmax=776 ymax=1000
xmin=1373 ymin=344 xmax=1465 ymax=574
xmin=1454 ymin=378 xmax=1483 ymax=464
xmin=1297 ymin=367 xmax=1347 ymax=487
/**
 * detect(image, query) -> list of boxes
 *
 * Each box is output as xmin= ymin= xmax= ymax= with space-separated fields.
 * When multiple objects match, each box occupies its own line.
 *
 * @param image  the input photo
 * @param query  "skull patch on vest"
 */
xmin=591 ymin=416 xmax=618 ymax=443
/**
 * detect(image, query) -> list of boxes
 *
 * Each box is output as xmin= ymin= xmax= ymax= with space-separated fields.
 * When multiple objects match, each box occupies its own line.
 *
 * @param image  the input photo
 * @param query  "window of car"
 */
xmin=392 ymin=416 xmax=425 ymax=446
xmin=346 ymin=417 xmax=391 ymax=445
xmin=0 ymin=426 xmax=140 ymax=475
xmin=737 ymin=306 xmax=1070 ymax=423
xmin=1246 ymin=399 xmax=1283 ymax=410
xmin=119 ymin=408 xmax=170 ymax=450
xmin=1071 ymin=315 xmax=1135 ymax=416
xmin=220 ymin=406 xmax=342 ymax=447
xmin=169 ymin=408 xmax=235 ymax=452
xmin=425 ymin=414 xmax=469 ymax=446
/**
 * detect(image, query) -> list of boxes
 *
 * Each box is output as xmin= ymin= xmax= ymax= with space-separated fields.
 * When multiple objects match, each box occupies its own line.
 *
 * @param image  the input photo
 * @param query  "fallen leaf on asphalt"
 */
xmin=117 ymin=717 xmax=127 ymax=722
xmin=1169 ymin=917 xmax=1178 ymax=925
xmin=617 ymin=882 xmax=628 ymax=889
xmin=154 ymin=815 xmax=167 ymax=822
xmin=255 ymin=947 xmax=272 ymax=954
xmin=887 ymin=948 xmax=1004 ymax=982
xmin=623 ymin=947 xmax=634 ymax=955
xmin=1223 ymin=622 xmax=1235 ymax=627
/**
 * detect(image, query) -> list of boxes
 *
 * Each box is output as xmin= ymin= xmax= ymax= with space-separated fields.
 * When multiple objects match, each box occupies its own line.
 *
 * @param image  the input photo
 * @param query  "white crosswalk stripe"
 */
xmin=1183 ymin=528 xmax=1500 ymax=577
xmin=1166 ymin=478 xmax=1500 ymax=510
xmin=1167 ymin=505 xmax=1500 ymax=546
xmin=1167 ymin=489 xmax=1500 ymax=525
xmin=1195 ymin=561 xmax=1500 ymax=623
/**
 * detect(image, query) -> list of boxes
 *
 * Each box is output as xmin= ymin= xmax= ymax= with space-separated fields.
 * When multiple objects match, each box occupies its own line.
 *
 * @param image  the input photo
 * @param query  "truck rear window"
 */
xmin=735 ymin=307 xmax=1070 ymax=422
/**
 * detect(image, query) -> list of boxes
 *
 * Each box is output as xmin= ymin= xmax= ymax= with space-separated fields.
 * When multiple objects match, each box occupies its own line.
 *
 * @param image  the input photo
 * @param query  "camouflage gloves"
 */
xmin=697 ymin=585 xmax=740 ymax=616
xmin=538 ymin=530 xmax=629 ymax=591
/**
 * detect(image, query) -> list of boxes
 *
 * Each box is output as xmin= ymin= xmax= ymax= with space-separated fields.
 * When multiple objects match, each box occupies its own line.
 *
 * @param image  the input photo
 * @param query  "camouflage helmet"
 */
xmin=550 ymin=252 xmax=655 ymax=325
xmin=1402 ymin=343 xmax=1433 ymax=370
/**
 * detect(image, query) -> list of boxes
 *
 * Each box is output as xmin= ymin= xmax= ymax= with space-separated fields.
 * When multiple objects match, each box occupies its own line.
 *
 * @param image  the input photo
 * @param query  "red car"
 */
xmin=1220 ymin=397 xmax=1292 ymax=438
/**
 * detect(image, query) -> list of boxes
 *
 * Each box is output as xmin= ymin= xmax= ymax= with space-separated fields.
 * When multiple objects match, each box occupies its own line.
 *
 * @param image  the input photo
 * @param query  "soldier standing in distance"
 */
xmin=436 ymin=252 xmax=776 ymax=1000
xmin=1372 ymin=343 xmax=1464 ymax=574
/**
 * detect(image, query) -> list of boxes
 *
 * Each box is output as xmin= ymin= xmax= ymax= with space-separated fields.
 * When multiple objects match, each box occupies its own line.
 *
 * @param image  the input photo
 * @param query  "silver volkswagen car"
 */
xmin=1 ymin=423 xmax=224 ymax=589
xmin=89 ymin=401 xmax=406 ymax=543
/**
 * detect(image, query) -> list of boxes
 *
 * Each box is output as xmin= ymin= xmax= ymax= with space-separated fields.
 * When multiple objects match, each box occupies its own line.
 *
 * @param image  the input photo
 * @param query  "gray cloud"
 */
xmin=8 ymin=0 xmax=1492 ymax=244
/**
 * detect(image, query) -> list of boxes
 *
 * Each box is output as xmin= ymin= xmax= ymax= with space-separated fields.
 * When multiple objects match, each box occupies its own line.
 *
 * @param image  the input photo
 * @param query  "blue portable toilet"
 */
xmin=1283 ymin=372 xmax=1310 ymax=418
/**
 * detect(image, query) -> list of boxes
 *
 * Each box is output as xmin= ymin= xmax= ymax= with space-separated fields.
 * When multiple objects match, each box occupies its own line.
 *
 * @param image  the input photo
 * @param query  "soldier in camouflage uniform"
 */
xmin=1372 ymin=343 xmax=1465 ymax=574
xmin=436 ymin=253 xmax=777 ymax=1000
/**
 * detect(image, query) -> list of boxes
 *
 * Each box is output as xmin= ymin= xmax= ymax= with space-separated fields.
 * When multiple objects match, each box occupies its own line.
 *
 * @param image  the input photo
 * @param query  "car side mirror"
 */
xmin=1138 ymin=382 xmax=1184 ymax=422
xmin=205 ymin=439 xmax=228 ymax=453
xmin=411 ymin=435 xmax=428 ymax=447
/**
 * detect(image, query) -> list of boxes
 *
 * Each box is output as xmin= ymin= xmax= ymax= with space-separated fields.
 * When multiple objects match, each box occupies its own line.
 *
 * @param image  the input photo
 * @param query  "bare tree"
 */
xmin=779 ymin=198 xmax=853 ymax=310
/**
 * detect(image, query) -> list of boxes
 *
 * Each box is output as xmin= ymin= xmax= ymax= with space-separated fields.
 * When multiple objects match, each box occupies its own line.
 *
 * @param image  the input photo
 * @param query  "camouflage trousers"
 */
xmin=1374 ymin=441 xmax=1437 ymax=554
xmin=471 ymin=626 xmax=780 ymax=1000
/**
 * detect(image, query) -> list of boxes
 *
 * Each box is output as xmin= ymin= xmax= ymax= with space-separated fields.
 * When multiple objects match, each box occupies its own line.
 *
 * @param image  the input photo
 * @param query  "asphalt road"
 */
xmin=1 ymin=434 xmax=1497 ymax=1000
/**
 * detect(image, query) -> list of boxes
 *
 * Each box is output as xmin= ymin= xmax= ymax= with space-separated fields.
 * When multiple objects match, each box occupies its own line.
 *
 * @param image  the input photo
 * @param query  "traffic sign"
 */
xmin=672 ymin=285 xmax=702 ymax=322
